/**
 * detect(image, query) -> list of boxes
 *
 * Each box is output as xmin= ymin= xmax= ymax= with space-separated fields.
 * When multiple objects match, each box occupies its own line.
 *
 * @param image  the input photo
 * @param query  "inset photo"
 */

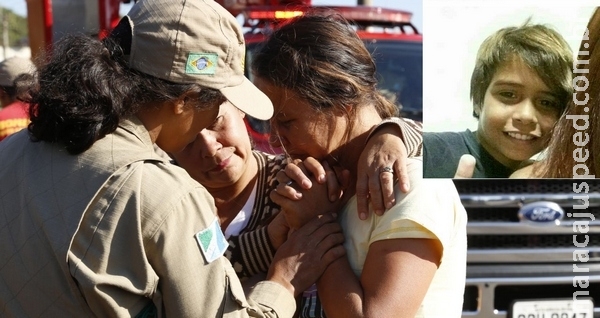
xmin=422 ymin=0 xmax=596 ymax=178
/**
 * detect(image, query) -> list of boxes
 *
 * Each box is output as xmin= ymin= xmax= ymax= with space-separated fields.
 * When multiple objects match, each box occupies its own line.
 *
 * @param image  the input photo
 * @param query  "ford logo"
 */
xmin=518 ymin=201 xmax=564 ymax=225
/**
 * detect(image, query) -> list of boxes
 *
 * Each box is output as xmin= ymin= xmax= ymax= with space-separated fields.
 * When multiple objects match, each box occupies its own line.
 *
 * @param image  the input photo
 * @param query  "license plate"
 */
xmin=511 ymin=298 xmax=594 ymax=318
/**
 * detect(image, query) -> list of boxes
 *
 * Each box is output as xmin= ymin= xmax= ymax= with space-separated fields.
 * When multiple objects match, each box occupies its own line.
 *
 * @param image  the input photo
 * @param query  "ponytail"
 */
xmin=28 ymin=34 xmax=135 ymax=154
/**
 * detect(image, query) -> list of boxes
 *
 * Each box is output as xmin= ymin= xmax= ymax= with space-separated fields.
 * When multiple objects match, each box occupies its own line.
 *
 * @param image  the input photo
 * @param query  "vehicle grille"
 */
xmin=453 ymin=179 xmax=600 ymax=264
xmin=453 ymin=178 xmax=600 ymax=194
xmin=465 ymin=206 xmax=600 ymax=222
xmin=468 ymin=233 xmax=600 ymax=249
xmin=455 ymin=179 xmax=600 ymax=318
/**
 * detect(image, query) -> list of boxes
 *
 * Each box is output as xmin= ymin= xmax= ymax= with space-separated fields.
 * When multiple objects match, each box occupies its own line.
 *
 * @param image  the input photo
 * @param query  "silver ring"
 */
xmin=380 ymin=166 xmax=393 ymax=175
xmin=285 ymin=180 xmax=294 ymax=186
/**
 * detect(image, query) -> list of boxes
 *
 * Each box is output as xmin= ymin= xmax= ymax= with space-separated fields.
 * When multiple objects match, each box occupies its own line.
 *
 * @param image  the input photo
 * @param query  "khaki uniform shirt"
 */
xmin=0 ymin=117 xmax=295 ymax=317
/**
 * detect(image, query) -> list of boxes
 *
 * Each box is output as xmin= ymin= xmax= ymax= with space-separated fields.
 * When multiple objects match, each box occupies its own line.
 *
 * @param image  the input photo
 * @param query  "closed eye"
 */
xmin=276 ymin=119 xmax=293 ymax=129
xmin=207 ymin=115 xmax=224 ymax=130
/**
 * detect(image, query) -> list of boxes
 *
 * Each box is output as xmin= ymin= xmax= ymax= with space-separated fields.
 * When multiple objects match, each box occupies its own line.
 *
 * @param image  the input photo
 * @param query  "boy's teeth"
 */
xmin=508 ymin=132 xmax=534 ymax=140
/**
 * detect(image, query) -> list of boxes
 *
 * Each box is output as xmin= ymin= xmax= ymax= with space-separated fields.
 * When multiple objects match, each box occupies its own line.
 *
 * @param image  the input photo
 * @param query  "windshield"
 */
xmin=367 ymin=39 xmax=422 ymax=121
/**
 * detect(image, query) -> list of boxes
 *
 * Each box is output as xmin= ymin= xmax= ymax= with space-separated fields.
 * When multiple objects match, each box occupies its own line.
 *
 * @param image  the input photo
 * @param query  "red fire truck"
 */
xmin=217 ymin=0 xmax=423 ymax=153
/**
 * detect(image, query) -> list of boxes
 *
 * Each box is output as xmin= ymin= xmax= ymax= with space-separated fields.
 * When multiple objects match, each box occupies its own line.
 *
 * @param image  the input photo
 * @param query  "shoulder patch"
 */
xmin=195 ymin=218 xmax=229 ymax=263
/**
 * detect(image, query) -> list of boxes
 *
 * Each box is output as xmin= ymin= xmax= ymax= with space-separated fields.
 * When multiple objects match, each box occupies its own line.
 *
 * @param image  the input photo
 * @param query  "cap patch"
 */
xmin=186 ymin=53 xmax=218 ymax=75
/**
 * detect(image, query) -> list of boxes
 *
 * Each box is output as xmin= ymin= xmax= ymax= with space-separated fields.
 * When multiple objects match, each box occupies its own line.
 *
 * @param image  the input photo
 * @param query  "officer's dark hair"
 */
xmin=25 ymin=19 xmax=225 ymax=155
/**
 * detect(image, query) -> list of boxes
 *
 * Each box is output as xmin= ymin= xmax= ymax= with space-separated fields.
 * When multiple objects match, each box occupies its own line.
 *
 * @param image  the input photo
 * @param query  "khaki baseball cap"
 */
xmin=124 ymin=0 xmax=273 ymax=120
xmin=0 ymin=57 xmax=36 ymax=87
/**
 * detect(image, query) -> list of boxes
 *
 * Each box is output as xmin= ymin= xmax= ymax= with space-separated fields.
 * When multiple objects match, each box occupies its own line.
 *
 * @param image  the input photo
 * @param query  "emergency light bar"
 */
xmin=331 ymin=6 xmax=413 ymax=24
xmin=243 ymin=5 xmax=414 ymax=30
xmin=246 ymin=9 xmax=304 ymax=20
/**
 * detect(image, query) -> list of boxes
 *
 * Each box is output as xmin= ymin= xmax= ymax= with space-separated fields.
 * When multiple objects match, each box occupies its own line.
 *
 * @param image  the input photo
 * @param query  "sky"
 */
xmin=0 ymin=0 xmax=26 ymax=16
xmin=0 ymin=0 xmax=422 ymax=32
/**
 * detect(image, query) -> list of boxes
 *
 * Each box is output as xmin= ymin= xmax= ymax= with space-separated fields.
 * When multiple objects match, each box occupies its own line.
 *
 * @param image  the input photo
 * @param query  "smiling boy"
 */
xmin=424 ymin=22 xmax=573 ymax=178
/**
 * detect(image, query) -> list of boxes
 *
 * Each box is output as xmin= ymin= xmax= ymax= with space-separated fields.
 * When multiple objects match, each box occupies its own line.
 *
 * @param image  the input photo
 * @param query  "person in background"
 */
xmin=424 ymin=21 xmax=573 ymax=178
xmin=511 ymin=8 xmax=600 ymax=178
xmin=0 ymin=0 xmax=345 ymax=317
xmin=0 ymin=56 xmax=36 ymax=141
xmin=252 ymin=12 xmax=467 ymax=318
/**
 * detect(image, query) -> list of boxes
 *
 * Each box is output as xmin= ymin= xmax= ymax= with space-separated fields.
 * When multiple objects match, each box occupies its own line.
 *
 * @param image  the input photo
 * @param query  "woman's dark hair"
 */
xmin=25 ymin=20 xmax=224 ymax=155
xmin=538 ymin=8 xmax=600 ymax=178
xmin=251 ymin=11 xmax=398 ymax=140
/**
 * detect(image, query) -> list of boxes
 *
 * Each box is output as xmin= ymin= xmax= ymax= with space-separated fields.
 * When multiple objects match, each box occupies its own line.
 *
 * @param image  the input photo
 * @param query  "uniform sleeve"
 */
xmin=138 ymin=166 xmax=295 ymax=317
xmin=366 ymin=117 xmax=423 ymax=157
xmin=247 ymin=281 xmax=297 ymax=318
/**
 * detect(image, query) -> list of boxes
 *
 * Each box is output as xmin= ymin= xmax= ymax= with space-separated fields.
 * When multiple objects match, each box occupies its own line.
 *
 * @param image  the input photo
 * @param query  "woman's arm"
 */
xmin=317 ymin=238 xmax=441 ymax=318
xmin=271 ymin=160 xmax=441 ymax=316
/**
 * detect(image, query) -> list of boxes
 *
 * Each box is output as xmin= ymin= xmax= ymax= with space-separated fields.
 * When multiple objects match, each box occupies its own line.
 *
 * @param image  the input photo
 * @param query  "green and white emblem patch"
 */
xmin=195 ymin=217 xmax=228 ymax=263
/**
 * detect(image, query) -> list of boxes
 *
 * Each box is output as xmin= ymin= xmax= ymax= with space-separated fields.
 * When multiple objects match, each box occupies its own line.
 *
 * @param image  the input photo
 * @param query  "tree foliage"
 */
xmin=0 ymin=7 xmax=29 ymax=47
